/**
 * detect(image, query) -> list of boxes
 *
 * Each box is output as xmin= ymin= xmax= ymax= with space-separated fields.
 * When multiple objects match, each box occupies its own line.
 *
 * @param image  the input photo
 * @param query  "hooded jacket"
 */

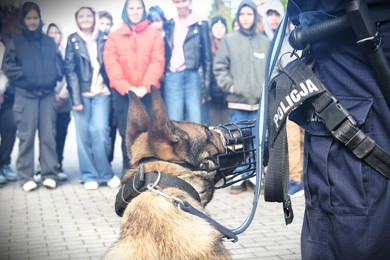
xmin=262 ymin=0 xmax=285 ymax=39
xmin=213 ymin=0 xmax=270 ymax=106
xmin=103 ymin=0 xmax=165 ymax=96
xmin=2 ymin=5 xmax=63 ymax=97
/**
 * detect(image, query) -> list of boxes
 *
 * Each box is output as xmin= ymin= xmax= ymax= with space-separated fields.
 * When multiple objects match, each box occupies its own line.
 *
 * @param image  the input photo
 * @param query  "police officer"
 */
xmin=287 ymin=0 xmax=390 ymax=259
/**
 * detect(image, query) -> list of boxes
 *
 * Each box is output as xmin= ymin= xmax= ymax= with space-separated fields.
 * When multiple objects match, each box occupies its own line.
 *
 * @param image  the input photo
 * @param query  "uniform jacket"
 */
xmin=165 ymin=17 xmax=212 ymax=96
xmin=103 ymin=20 xmax=165 ymax=96
xmin=287 ymin=0 xmax=390 ymax=259
xmin=65 ymin=31 xmax=109 ymax=106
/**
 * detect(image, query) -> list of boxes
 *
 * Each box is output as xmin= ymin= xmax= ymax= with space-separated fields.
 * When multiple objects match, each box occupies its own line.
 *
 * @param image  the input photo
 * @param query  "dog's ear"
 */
xmin=126 ymin=90 xmax=150 ymax=156
xmin=150 ymin=86 xmax=179 ymax=143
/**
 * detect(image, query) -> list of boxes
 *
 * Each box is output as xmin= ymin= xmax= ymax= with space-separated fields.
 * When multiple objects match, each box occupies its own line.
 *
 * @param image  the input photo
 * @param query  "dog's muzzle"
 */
xmin=209 ymin=120 xmax=256 ymax=188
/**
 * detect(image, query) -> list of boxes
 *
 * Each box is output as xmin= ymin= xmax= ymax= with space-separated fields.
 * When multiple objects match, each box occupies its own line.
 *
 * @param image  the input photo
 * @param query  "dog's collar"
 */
xmin=115 ymin=165 xmax=201 ymax=217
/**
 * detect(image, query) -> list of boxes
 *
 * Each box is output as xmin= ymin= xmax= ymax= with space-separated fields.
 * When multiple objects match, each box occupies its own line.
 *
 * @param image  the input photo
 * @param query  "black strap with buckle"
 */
xmin=265 ymin=58 xmax=390 ymax=221
xmin=115 ymin=164 xmax=201 ymax=217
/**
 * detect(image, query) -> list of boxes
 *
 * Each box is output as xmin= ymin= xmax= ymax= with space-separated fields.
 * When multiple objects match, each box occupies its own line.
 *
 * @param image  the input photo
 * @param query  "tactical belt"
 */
xmin=265 ymin=58 xmax=390 ymax=208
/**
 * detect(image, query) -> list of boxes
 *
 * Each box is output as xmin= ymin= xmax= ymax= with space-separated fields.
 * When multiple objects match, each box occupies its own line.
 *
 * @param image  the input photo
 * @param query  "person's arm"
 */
xmin=64 ymin=35 xmax=82 ymax=108
xmin=103 ymin=33 xmax=133 ymax=96
xmin=213 ymin=36 xmax=234 ymax=94
xmin=141 ymin=31 xmax=165 ymax=93
xmin=2 ymin=39 xmax=23 ymax=84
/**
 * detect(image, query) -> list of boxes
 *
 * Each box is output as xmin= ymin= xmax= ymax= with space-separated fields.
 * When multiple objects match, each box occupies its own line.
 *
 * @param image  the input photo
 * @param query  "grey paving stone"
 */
xmin=0 ymin=119 xmax=305 ymax=259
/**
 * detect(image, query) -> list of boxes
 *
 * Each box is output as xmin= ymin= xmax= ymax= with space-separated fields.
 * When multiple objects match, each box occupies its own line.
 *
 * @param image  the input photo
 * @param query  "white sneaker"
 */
xmin=23 ymin=181 xmax=38 ymax=192
xmin=43 ymin=178 xmax=57 ymax=189
xmin=107 ymin=175 xmax=121 ymax=188
xmin=84 ymin=181 xmax=99 ymax=190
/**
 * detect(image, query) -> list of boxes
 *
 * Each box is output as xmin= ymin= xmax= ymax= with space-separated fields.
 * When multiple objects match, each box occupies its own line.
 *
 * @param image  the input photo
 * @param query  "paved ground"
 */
xmin=0 ymin=119 xmax=305 ymax=260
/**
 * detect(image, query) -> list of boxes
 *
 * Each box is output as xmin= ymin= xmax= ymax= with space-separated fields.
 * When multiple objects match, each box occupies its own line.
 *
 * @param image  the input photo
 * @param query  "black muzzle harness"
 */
xmin=115 ymin=121 xmax=258 ymax=242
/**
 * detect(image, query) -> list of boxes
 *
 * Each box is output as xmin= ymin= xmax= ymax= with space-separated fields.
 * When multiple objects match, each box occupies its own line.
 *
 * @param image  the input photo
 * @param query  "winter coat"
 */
xmin=103 ymin=20 xmax=165 ymax=96
xmin=164 ymin=17 xmax=212 ymax=96
xmin=213 ymin=31 xmax=269 ymax=105
xmin=65 ymin=31 xmax=109 ymax=106
xmin=3 ymin=32 xmax=63 ymax=97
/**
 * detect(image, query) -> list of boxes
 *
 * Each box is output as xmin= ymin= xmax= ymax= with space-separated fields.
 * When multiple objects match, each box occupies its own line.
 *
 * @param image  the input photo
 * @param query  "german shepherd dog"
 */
xmin=104 ymin=87 xmax=245 ymax=259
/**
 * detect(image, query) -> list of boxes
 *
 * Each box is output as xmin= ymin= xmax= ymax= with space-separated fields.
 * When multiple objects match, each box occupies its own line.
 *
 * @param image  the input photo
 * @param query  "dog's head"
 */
xmin=123 ymin=87 xmax=255 ymax=205
xmin=126 ymin=87 xmax=226 ymax=172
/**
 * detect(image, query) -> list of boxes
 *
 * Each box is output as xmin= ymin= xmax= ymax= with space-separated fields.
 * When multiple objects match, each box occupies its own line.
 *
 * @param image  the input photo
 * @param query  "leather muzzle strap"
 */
xmin=115 ymin=170 xmax=201 ymax=217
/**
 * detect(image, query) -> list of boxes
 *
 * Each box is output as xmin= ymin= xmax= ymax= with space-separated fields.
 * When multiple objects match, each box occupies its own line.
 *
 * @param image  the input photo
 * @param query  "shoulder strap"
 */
xmin=265 ymin=58 xmax=390 ymax=212
xmin=261 ymin=13 xmax=295 ymax=225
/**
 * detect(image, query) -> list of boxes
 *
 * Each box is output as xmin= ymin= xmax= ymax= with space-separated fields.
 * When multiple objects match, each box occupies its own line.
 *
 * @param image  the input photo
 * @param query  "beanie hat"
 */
xmin=211 ymin=16 xmax=227 ymax=29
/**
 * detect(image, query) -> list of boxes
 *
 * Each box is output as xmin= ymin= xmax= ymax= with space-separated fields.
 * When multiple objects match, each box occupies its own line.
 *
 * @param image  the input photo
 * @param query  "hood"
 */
xmin=121 ymin=0 xmax=147 ymax=30
xmin=262 ymin=0 xmax=285 ymax=39
xmin=19 ymin=2 xmax=44 ymax=41
xmin=76 ymin=11 xmax=100 ymax=43
xmin=235 ymin=0 xmax=258 ymax=37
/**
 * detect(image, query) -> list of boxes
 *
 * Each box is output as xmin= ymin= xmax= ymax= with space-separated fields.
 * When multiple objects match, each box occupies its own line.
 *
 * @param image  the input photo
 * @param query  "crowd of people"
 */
xmin=0 ymin=0 xmax=303 ymax=197
xmin=2 ymin=0 xmax=389 ymax=258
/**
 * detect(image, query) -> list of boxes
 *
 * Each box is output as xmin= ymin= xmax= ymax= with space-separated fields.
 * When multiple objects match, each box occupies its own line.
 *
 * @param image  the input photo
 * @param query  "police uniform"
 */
xmin=287 ymin=0 xmax=390 ymax=259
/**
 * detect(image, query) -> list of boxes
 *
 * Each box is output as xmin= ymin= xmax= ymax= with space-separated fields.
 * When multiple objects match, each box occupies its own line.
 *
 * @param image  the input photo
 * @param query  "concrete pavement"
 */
xmin=0 ymin=119 xmax=304 ymax=260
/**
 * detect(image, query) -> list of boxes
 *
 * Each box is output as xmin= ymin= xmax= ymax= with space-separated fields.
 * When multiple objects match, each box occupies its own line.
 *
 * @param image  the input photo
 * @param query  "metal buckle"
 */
xmin=316 ymin=95 xmax=357 ymax=132
xmin=356 ymin=30 xmax=382 ymax=53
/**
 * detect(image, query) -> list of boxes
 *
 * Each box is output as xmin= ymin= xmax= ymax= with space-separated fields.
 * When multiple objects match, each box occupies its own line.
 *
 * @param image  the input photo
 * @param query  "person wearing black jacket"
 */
xmin=163 ymin=0 xmax=212 ymax=123
xmin=3 ymin=2 xmax=63 ymax=192
xmin=0 ymin=17 xmax=17 ymax=184
xmin=65 ymin=6 xmax=118 ymax=190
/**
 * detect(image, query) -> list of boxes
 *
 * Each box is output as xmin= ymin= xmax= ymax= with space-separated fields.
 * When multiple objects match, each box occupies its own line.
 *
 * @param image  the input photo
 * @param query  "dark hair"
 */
xmin=211 ymin=16 xmax=227 ymax=29
xmin=46 ymin=23 xmax=60 ymax=34
xmin=75 ymin=6 xmax=95 ymax=21
xmin=148 ymin=5 xmax=166 ymax=23
xmin=21 ymin=1 xmax=41 ymax=19
xmin=99 ymin=10 xmax=113 ymax=23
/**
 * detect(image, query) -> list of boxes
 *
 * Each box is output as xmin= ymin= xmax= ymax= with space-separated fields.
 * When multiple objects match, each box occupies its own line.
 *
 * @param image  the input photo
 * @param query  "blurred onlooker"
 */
xmin=104 ymin=0 xmax=165 ymax=174
xmin=65 ymin=6 xmax=118 ymax=190
xmin=213 ymin=0 xmax=270 ymax=194
xmin=98 ymin=10 xmax=113 ymax=33
xmin=208 ymin=16 xmax=228 ymax=126
xmin=262 ymin=0 xmax=284 ymax=40
xmin=0 ymin=16 xmax=17 ymax=184
xmin=254 ymin=0 xmax=266 ymax=33
xmin=163 ymin=0 xmax=212 ymax=123
xmin=3 ymin=2 xmax=63 ymax=191
xmin=98 ymin=10 xmax=117 ymax=166
xmin=148 ymin=5 xmax=167 ymax=37
xmin=46 ymin=23 xmax=70 ymax=181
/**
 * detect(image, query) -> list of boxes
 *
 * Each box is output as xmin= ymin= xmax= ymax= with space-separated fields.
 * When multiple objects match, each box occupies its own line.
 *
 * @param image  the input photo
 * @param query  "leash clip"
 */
xmin=147 ymin=184 xmax=184 ymax=206
xmin=283 ymin=196 xmax=294 ymax=225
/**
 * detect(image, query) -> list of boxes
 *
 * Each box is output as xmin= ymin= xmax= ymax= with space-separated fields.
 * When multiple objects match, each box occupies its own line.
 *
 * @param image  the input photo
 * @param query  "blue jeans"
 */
xmin=73 ymin=95 xmax=114 ymax=183
xmin=163 ymin=69 xmax=202 ymax=123
xmin=229 ymin=109 xmax=258 ymax=186
xmin=228 ymin=109 xmax=258 ymax=122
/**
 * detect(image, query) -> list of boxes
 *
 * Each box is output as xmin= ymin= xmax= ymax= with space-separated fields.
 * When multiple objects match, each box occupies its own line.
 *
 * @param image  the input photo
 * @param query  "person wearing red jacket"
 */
xmin=103 ymin=0 xmax=165 ymax=174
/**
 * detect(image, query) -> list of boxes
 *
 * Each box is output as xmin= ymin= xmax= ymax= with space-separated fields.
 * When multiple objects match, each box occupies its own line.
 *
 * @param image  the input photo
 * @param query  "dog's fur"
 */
xmin=104 ymin=88 xmax=233 ymax=260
